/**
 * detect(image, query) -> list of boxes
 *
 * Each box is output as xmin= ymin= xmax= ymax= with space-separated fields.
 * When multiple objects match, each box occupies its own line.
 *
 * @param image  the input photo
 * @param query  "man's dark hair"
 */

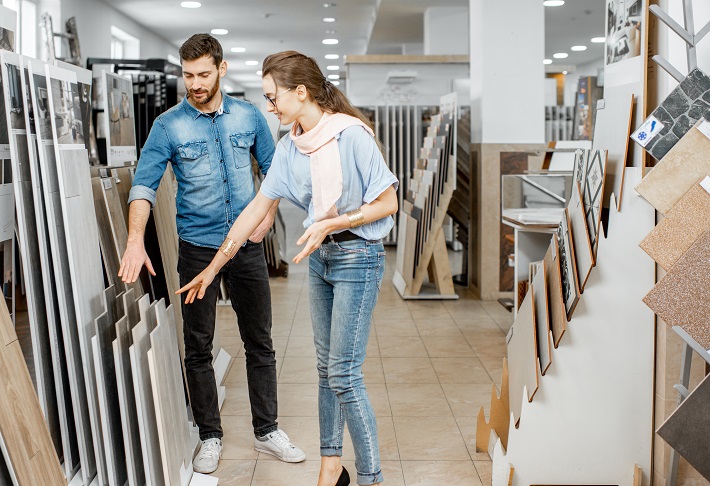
xmin=179 ymin=33 xmax=223 ymax=67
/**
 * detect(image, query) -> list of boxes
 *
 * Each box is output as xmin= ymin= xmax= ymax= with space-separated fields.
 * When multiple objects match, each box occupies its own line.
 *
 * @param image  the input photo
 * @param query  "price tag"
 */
xmin=631 ymin=115 xmax=664 ymax=147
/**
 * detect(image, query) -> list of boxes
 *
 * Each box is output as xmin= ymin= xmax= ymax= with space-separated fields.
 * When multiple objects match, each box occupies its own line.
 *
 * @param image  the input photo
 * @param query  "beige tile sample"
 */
xmin=635 ymin=120 xmax=710 ymax=215
xmin=640 ymin=180 xmax=710 ymax=271
xmin=506 ymin=290 xmax=539 ymax=427
xmin=531 ymin=261 xmax=552 ymax=376
xmin=544 ymin=235 xmax=566 ymax=347
xmin=643 ymin=230 xmax=710 ymax=349
xmin=567 ymin=181 xmax=594 ymax=291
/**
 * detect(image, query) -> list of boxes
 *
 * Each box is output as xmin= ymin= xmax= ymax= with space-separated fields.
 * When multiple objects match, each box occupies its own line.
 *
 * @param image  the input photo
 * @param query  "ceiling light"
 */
xmin=256 ymin=70 xmax=262 ymax=75
xmin=591 ymin=37 xmax=606 ymax=43
xmin=543 ymin=59 xmax=553 ymax=65
xmin=543 ymin=0 xmax=565 ymax=6
xmin=332 ymin=81 xmax=340 ymax=86
xmin=211 ymin=29 xmax=228 ymax=35
xmin=323 ymin=17 xmax=336 ymax=22
xmin=553 ymin=52 xmax=568 ymax=59
xmin=181 ymin=1 xmax=201 ymax=8
xmin=326 ymin=65 xmax=339 ymax=71
xmin=323 ymin=2 xmax=336 ymax=7
xmin=571 ymin=45 xmax=587 ymax=51
xmin=231 ymin=47 xmax=246 ymax=53
xmin=325 ymin=54 xmax=340 ymax=60
xmin=245 ymin=60 xmax=259 ymax=66
xmin=325 ymin=30 xmax=337 ymax=35
xmin=322 ymin=38 xmax=339 ymax=45
xmin=563 ymin=71 xmax=568 ymax=75
xmin=327 ymin=74 xmax=340 ymax=80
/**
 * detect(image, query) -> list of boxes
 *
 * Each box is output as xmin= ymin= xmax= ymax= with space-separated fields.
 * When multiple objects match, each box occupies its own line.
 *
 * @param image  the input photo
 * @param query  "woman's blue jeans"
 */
xmin=309 ymin=238 xmax=386 ymax=485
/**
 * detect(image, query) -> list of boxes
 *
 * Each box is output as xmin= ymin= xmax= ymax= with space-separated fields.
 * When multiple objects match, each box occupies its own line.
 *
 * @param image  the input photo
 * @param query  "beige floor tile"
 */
xmin=442 ymin=384 xmax=493 ymax=418
xmin=454 ymin=316 xmax=502 ymax=332
xmin=279 ymin=356 xmax=318 ymax=384
xmin=221 ymin=388 xmax=253 ymax=417
xmin=379 ymin=460 xmax=406 ymax=486
xmin=219 ymin=336 xmax=244 ymax=357
xmin=401 ymin=460 xmax=482 ymax=486
xmin=494 ymin=318 xmax=514 ymax=334
xmin=367 ymin=383 xmax=393 ymax=417
xmin=431 ymin=357 xmax=492 ymax=385
xmin=270 ymin=320 xmax=293 ymax=337
xmin=393 ymin=416 xmax=470 ymax=461
xmin=212 ymin=459 xmax=256 ymax=485
xmin=234 ymin=336 xmax=287 ymax=359
xmin=366 ymin=334 xmax=381 ymax=357
xmin=414 ymin=317 xmax=464 ymax=337
xmin=480 ymin=301 xmax=513 ymax=321
xmin=455 ymin=416 xmax=492 ymax=461
xmin=364 ymin=356 xmax=386 ymax=384
xmin=285 ymin=335 xmax=317 ymax=357
xmin=342 ymin=415 xmax=400 ymax=462
xmin=225 ymin=357 xmax=284 ymax=385
xmin=250 ymin=459 xmax=321 ymax=485
xmin=478 ymin=356 xmax=505 ymax=386
xmin=290 ymin=319 xmax=314 ymax=337
xmin=381 ymin=357 xmax=439 ymax=384
xmin=474 ymin=460 xmax=493 ymax=485
xmin=378 ymin=335 xmax=428 ymax=358
xmin=374 ymin=318 xmax=420 ymax=337
xmin=221 ymin=415 xmax=260 ymax=460
xmin=407 ymin=301 xmax=451 ymax=320
xmin=387 ymin=384 xmax=452 ymax=417
xmin=277 ymin=383 xmax=319 ymax=417
xmin=422 ymin=336 xmax=475 ymax=358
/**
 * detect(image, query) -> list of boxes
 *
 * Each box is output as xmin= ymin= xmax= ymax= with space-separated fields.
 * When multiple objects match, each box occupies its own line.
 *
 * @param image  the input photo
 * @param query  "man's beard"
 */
xmin=189 ymin=77 xmax=220 ymax=105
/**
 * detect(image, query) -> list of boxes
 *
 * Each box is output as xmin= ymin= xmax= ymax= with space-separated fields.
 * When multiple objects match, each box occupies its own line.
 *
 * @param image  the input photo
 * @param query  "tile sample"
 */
xmin=476 ymin=358 xmax=510 ymax=452
xmin=581 ymin=150 xmax=608 ymax=258
xmin=635 ymin=120 xmax=710 ymax=215
xmin=640 ymin=180 xmax=710 ymax=270
xmin=643 ymin=230 xmax=710 ymax=349
xmin=531 ymin=262 xmax=551 ymax=376
xmin=592 ymin=85 xmax=634 ymax=210
xmin=567 ymin=181 xmax=594 ymax=291
xmin=632 ymin=68 xmax=710 ymax=161
xmin=543 ymin=236 xmax=566 ymax=347
xmin=657 ymin=373 xmax=710 ymax=480
xmin=506 ymin=291 xmax=539 ymax=427
xmin=556 ymin=209 xmax=580 ymax=320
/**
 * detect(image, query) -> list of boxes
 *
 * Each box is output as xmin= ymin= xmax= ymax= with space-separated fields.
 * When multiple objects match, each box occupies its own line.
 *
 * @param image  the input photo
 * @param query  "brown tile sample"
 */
xmin=476 ymin=358 xmax=510 ymax=452
xmin=506 ymin=290 xmax=539 ymax=427
xmin=657 ymin=373 xmax=710 ymax=481
xmin=543 ymin=236 xmax=566 ymax=347
xmin=567 ymin=181 xmax=594 ymax=292
xmin=643 ymin=230 xmax=710 ymax=349
xmin=531 ymin=261 xmax=552 ymax=375
xmin=640 ymin=180 xmax=710 ymax=271
xmin=635 ymin=121 xmax=710 ymax=215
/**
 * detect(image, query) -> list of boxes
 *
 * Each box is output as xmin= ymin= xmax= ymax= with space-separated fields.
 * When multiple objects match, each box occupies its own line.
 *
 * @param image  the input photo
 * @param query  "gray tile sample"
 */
xmin=657 ymin=373 xmax=710 ymax=480
xmin=557 ymin=208 xmax=580 ymax=320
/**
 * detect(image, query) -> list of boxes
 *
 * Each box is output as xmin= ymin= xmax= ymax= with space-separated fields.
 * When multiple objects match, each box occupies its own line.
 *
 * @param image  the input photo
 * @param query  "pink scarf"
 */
xmin=290 ymin=112 xmax=374 ymax=221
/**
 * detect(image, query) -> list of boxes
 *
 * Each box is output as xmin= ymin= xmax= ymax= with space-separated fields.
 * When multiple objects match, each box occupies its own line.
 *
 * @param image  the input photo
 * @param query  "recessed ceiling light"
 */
xmin=323 ymin=2 xmax=336 ymax=7
xmin=211 ymin=29 xmax=228 ymax=35
xmin=332 ymin=81 xmax=340 ymax=86
xmin=563 ymin=71 xmax=568 ymax=75
xmin=322 ymin=38 xmax=339 ymax=45
xmin=256 ymin=70 xmax=262 ymax=75
xmin=326 ymin=65 xmax=339 ymax=71
xmin=571 ymin=45 xmax=587 ymax=51
xmin=591 ymin=37 xmax=606 ymax=43
xmin=543 ymin=0 xmax=565 ymax=6
xmin=553 ymin=52 xmax=568 ymax=59
xmin=231 ymin=47 xmax=246 ymax=53
xmin=543 ymin=59 xmax=553 ymax=65
xmin=325 ymin=54 xmax=340 ymax=60
xmin=323 ymin=17 xmax=336 ymax=22
xmin=181 ymin=1 xmax=201 ymax=8
xmin=327 ymin=74 xmax=340 ymax=80
xmin=325 ymin=30 xmax=337 ymax=35
xmin=245 ymin=60 xmax=259 ymax=66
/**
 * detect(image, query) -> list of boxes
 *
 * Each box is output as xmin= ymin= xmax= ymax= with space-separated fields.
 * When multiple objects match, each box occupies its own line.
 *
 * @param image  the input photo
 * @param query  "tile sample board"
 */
xmin=531 ymin=262 xmax=551 ymax=376
xmin=102 ymin=71 xmax=137 ymax=164
xmin=631 ymin=68 xmax=710 ymax=161
xmin=635 ymin=120 xmax=710 ymax=215
xmin=0 ymin=296 xmax=65 ymax=484
xmin=591 ymin=85 xmax=634 ymax=211
xmin=657 ymin=373 xmax=710 ymax=481
xmin=28 ymin=58 xmax=96 ymax=484
xmin=574 ymin=149 xmax=608 ymax=259
xmin=567 ymin=181 xmax=594 ymax=292
xmin=640 ymin=179 xmax=710 ymax=271
xmin=556 ymin=209 xmax=580 ymax=320
xmin=543 ymin=237 xmax=566 ymax=347
xmin=643 ymin=230 xmax=710 ymax=350
xmin=506 ymin=290 xmax=539 ymax=427
xmin=476 ymin=359 xmax=510 ymax=452
xmin=92 ymin=177 xmax=125 ymax=293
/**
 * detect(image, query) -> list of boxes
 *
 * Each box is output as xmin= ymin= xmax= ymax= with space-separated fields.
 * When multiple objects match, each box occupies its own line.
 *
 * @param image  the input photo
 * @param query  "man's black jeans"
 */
xmin=178 ymin=239 xmax=278 ymax=440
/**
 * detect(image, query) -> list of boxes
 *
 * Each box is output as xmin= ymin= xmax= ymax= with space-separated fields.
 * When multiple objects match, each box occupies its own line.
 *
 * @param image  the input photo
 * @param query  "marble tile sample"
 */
xmin=643 ymin=230 xmax=710 ymax=349
xmin=657 ymin=373 xmax=710 ymax=480
xmin=640 ymin=180 xmax=710 ymax=271
xmin=635 ymin=120 xmax=710 ymax=215
xmin=633 ymin=68 xmax=710 ymax=161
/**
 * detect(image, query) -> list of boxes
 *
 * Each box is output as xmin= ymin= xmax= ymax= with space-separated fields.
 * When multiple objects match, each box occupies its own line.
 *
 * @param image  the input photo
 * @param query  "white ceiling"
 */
xmin=106 ymin=0 xmax=606 ymax=87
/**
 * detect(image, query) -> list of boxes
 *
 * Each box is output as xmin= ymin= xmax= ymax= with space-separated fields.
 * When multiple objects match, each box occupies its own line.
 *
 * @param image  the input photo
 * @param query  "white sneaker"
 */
xmin=193 ymin=438 xmax=222 ymax=474
xmin=254 ymin=429 xmax=306 ymax=463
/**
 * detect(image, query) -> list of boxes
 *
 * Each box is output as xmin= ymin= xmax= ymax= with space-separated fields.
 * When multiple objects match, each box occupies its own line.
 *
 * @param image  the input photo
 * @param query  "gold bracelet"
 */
xmin=219 ymin=237 xmax=238 ymax=258
xmin=346 ymin=208 xmax=366 ymax=228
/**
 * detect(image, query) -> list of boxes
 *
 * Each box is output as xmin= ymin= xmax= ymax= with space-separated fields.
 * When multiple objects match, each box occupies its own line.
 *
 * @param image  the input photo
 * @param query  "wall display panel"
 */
xmin=531 ymin=262 xmax=551 ymax=376
xmin=506 ymin=290 xmax=539 ymax=427
xmin=543 ymin=237 xmax=566 ymax=347
xmin=103 ymin=71 xmax=137 ymax=164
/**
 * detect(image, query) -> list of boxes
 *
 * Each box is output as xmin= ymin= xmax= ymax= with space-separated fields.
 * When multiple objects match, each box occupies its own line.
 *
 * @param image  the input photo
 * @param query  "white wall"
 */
xmin=424 ymin=6 xmax=469 ymax=55
xmin=564 ymin=57 xmax=604 ymax=106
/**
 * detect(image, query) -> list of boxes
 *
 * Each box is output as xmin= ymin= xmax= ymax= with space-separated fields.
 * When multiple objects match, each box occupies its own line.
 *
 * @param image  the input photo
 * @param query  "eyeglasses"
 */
xmin=263 ymin=87 xmax=292 ymax=107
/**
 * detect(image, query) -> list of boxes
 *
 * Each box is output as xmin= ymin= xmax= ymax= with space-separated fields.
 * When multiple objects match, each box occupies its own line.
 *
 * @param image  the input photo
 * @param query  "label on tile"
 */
xmin=697 ymin=119 xmax=710 ymax=141
xmin=102 ymin=178 xmax=112 ymax=190
xmin=631 ymin=115 xmax=664 ymax=147
xmin=701 ymin=176 xmax=710 ymax=196
xmin=597 ymin=99 xmax=606 ymax=110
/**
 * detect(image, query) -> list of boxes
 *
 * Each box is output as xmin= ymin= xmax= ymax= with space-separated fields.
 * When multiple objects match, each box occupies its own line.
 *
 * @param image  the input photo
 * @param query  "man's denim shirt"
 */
xmin=128 ymin=92 xmax=275 ymax=249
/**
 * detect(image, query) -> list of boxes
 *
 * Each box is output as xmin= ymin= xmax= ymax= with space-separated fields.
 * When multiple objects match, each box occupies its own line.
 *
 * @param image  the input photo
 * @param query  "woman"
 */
xmin=177 ymin=51 xmax=398 ymax=486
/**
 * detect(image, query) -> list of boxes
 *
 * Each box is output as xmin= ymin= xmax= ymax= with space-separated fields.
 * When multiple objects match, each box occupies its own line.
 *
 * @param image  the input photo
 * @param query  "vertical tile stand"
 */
xmin=665 ymin=326 xmax=710 ymax=486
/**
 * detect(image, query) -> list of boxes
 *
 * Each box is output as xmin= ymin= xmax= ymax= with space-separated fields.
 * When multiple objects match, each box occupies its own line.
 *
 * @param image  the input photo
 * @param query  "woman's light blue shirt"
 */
xmin=260 ymin=125 xmax=399 ymax=241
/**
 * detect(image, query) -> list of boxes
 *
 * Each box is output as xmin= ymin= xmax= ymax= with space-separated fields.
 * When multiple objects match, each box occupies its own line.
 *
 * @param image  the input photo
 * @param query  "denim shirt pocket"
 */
xmin=230 ymin=132 xmax=255 ymax=169
xmin=177 ymin=141 xmax=211 ymax=177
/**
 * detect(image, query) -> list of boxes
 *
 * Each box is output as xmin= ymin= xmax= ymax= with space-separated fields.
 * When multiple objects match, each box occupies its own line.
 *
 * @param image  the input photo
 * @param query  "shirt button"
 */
xmin=220 ymin=159 xmax=224 ymax=163
xmin=226 ymin=200 xmax=230 ymax=203
xmin=215 ymin=138 xmax=218 ymax=142
xmin=223 ymin=179 xmax=227 ymax=182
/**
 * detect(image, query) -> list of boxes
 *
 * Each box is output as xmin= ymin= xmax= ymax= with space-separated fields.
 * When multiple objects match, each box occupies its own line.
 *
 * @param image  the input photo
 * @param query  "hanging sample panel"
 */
xmin=630 ymin=68 xmax=710 ymax=161
xmin=657 ymin=373 xmax=710 ymax=481
xmin=54 ymin=60 xmax=93 ymax=158
xmin=531 ymin=261 xmax=551 ymax=376
xmin=543 ymin=237 xmax=566 ymax=347
xmin=0 ymin=296 xmax=65 ymax=484
xmin=634 ymin=120 xmax=710 ymax=215
xmin=556 ymin=209 xmax=580 ymax=320
xmin=103 ymin=71 xmax=137 ymax=165
xmin=640 ymin=179 xmax=710 ymax=271
xmin=567 ymin=181 xmax=594 ymax=292
xmin=573 ymin=149 xmax=608 ymax=259
xmin=643 ymin=230 xmax=710 ymax=350
xmin=28 ymin=58 xmax=96 ymax=484
xmin=506 ymin=290 xmax=539 ymax=428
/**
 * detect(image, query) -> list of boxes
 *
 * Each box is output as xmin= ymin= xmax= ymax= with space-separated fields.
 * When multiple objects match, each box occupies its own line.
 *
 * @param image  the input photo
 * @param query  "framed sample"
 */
xmin=55 ymin=60 xmax=93 ymax=153
xmin=103 ymin=71 xmax=137 ymax=164
xmin=556 ymin=209 xmax=580 ymax=320
xmin=606 ymin=0 xmax=644 ymax=65
xmin=532 ymin=261 xmax=551 ymax=375
xmin=47 ymin=67 xmax=83 ymax=146
xmin=574 ymin=149 xmax=608 ymax=259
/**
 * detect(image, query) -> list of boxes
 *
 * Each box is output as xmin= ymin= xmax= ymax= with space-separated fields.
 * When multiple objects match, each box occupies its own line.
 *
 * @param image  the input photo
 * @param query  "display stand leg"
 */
xmin=428 ymin=228 xmax=455 ymax=296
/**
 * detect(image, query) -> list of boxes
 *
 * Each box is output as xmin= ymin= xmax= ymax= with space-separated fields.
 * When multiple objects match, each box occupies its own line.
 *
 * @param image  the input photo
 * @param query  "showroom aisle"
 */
xmin=211 ymin=203 xmax=513 ymax=485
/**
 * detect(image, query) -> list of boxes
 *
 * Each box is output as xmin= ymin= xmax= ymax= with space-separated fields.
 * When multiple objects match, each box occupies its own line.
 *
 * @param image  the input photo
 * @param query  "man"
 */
xmin=119 ymin=33 xmax=305 ymax=474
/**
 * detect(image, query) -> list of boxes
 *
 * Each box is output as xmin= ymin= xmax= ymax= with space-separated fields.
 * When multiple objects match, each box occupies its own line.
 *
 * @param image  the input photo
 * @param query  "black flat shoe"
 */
xmin=335 ymin=466 xmax=350 ymax=486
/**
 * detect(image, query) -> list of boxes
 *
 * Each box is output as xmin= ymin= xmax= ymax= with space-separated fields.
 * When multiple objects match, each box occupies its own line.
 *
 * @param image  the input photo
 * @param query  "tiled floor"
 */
xmin=211 ymin=204 xmax=513 ymax=485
